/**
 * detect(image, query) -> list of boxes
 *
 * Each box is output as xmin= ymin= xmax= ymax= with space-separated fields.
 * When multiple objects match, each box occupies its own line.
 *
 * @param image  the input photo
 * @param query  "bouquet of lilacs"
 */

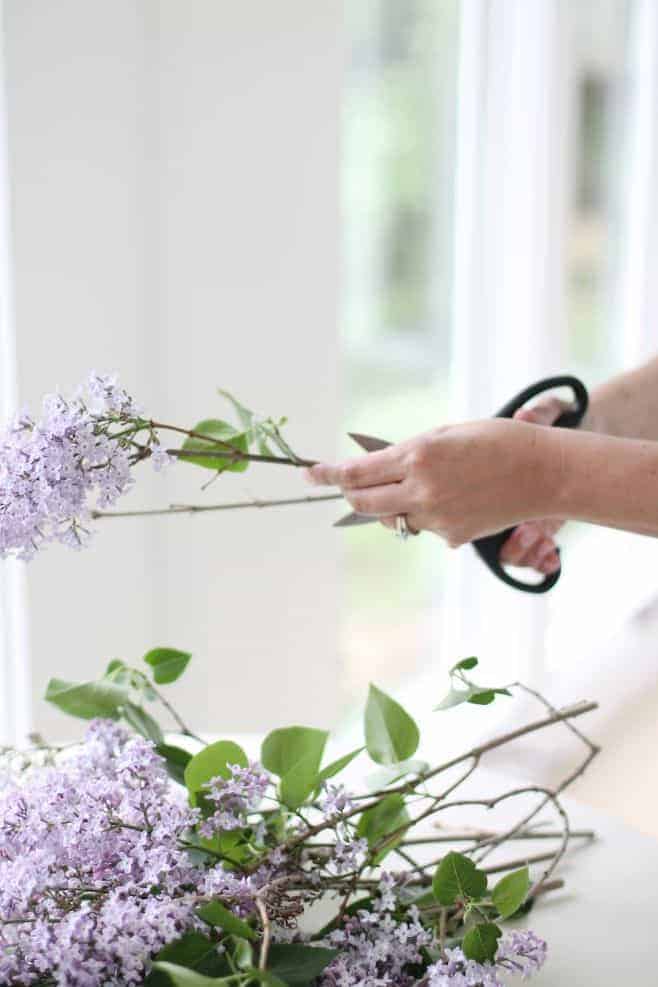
xmin=0 ymin=373 xmax=335 ymax=560
xmin=0 ymin=651 xmax=599 ymax=987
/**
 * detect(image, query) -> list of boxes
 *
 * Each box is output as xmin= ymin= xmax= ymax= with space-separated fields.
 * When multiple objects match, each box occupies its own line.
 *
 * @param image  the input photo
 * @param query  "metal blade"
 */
xmin=333 ymin=510 xmax=376 ymax=528
xmin=333 ymin=432 xmax=394 ymax=527
xmin=347 ymin=431 xmax=392 ymax=452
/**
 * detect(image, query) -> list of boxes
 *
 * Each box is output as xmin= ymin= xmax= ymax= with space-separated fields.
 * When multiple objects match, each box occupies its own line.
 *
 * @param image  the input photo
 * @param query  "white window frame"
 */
xmin=0 ymin=0 xmax=31 ymax=745
xmin=443 ymin=0 xmax=567 ymax=687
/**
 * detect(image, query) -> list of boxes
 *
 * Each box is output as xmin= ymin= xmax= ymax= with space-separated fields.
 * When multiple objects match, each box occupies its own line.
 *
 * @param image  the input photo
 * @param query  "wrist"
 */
xmin=513 ymin=422 xmax=572 ymax=520
xmin=539 ymin=426 xmax=583 ymax=521
xmin=581 ymin=395 xmax=610 ymax=436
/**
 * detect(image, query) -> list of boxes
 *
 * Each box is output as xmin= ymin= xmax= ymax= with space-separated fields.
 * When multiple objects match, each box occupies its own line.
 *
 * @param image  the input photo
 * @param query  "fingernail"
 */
xmin=302 ymin=467 xmax=318 ymax=485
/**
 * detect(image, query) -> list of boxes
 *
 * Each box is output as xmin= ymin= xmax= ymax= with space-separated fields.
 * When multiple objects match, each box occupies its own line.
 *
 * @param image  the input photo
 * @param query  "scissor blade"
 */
xmin=347 ymin=432 xmax=392 ymax=452
xmin=333 ymin=432 xmax=394 ymax=527
xmin=333 ymin=510 xmax=376 ymax=528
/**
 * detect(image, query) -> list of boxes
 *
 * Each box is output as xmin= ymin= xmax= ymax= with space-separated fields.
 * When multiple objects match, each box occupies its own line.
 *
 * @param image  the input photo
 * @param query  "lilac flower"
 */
xmin=496 ymin=929 xmax=547 ymax=977
xmin=426 ymin=930 xmax=548 ymax=986
xmin=0 ymin=722 xmax=243 ymax=986
xmin=150 ymin=442 xmax=176 ymax=472
xmin=0 ymin=373 xmax=153 ymax=559
xmin=198 ymin=761 xmax=270 ymax=838
xmin=319 ymin=783 xmax=354 ymax=817
xmin=318 ymin=879 xmax=433 ymax=987
xmin=328 ymin=835 xmax=369 ymax=875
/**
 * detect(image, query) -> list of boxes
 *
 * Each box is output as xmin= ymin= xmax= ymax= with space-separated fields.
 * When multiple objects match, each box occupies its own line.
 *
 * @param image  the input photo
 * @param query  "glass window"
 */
xmin=340 ymin=0 xmax=459 ymax=699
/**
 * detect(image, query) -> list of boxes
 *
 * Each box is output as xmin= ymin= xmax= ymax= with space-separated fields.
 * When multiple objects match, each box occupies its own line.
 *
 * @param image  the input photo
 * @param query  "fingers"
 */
xmin=500 ymin=522 xmax=560 ymax=575
xmin=514 ymin=396 xmax=569 ymax=427
xmin=304 ymin=447 xmax=403 ymax=489
xmin=340 ymin=482 xmax=409 ymax=519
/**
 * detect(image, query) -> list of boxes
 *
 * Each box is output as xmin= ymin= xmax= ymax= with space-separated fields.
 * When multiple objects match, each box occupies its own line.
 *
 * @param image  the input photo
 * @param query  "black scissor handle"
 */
xmin=471 ymin=375 xmax=589 ymax=594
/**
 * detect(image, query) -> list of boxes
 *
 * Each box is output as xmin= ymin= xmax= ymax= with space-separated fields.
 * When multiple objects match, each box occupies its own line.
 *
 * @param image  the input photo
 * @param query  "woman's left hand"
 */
xmin=304 ymin=418 xmax=565 ymax=547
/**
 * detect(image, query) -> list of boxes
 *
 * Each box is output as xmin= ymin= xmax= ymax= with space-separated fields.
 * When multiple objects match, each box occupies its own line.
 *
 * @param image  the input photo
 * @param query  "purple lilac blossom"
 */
xmin=426 ymin=930 xmax=548 ymax=986
xmin=198 ymin=761 xmax=270 ymax=838
xmin=318 ymin=876 xmax=433 ymax=987
xmin=327 ymin=834 xmax=369 ymax=875
xmin=0 ymin=372 xmax=155 ymax=560
xmin=319 ymin=783 xmax=354 ymax=817
xmin=0 ymin=721 xmax=264 ymax=986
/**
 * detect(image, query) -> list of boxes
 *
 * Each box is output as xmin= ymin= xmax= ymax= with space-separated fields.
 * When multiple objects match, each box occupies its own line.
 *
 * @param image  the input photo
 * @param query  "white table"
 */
xmin=518 ymin=798 xmax=658 ymax=985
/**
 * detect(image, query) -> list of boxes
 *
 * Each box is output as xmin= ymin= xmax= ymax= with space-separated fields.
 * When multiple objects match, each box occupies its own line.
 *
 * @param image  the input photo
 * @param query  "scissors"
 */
xmin=334 ymin=375 xmax=589 ymax=594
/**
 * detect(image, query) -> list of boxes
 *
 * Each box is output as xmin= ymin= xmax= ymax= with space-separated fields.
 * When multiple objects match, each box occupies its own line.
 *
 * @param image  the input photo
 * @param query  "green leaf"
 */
xmin=122 ymin=701 xmax=164 ymax=744
xmin=104 ymin=659 xmax=132 ymax=685
xmin=356 ymin=793 xmax=409 ymax=862
xmin=434 ymin=687 xmax=472 ymax=711
xmin=261 ymin=726 xmax=328 ymax=809
xmin=434 ymin=685 xmax=511 ymax=712
xmin=184 ymin=741 xmax=248 ymax=806
xmin=217 ymin=390 xmax=277 ymax=457
xmin=146 ymin=934 xmax=231 ymax=984
xmin=261 ymin=726 xmax=327 ymax=777
xmin=491 ymin=866 xmax=530 ymax=919
xmin=317 ymin=747 xmax=364 ymax=786
xmin=280 ymin=752 xmax=323 ymax=809
xmin=364 ymin=684 xmax=419 ymax=765
xmin=432 ymin=852 xmax=488 ymax=906
xmin=152 ymin=963 xmax=233 ymax=986
xmin=217 ymin=389 xmax=255 ymax=432
xmin=181 ymin=419 xmax=249 ymax=472
xmin=468 ymin=688 xmax=511 ymax=706
xmin=461 ymin=922 xmax=502 ymax=963
xmin=144 ymin=648 xmax=192 ymax=685
xmin=157 ymin=744 xmax=193 ymax=785
xmin=45 ymin=678 xmax=128 ymax=720
xmin=265 ymin=944 xmax=338 ymax=986
xmin=197 ymin=901 xmax=256 ymax=941
xmin=244 ymin=972 xmax=287 ymax=987
xmin=231 ymin=938 xmax=253 ymax=970
xmin=452 ymin=657 xmax=479 ymax=672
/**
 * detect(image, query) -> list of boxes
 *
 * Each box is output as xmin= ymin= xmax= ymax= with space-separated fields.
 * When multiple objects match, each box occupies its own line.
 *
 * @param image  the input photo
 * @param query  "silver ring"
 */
xmin=395 ymin=514 xmax=410 ymax=541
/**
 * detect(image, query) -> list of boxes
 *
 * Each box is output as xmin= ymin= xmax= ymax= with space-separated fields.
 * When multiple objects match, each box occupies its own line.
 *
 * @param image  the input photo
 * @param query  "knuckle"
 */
xmin=340 ymin=461 xmax=362 ymax=488
xmin=406 ymin=444 xmax=432 ymax=473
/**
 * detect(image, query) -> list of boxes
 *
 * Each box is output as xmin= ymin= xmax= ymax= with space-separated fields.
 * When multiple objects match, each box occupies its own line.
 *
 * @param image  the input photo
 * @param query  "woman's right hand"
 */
xmin=499 ymin=396 xmax=571 ymax=576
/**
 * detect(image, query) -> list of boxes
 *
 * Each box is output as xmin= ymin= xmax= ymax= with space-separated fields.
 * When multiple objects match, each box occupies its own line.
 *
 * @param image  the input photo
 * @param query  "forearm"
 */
xmin=585 ymin=355 xmax=658 ymax=440
xmin=555 ymin=427 xmax=658 ymax=537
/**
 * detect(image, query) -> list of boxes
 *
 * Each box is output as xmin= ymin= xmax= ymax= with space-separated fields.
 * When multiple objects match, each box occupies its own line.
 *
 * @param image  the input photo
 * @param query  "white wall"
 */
xmin=3 ymin=0 xmax=343 ymax=739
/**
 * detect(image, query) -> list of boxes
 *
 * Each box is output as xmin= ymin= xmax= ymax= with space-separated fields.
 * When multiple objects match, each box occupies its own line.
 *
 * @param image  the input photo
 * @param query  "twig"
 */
xmin=91 ymin=493 xmax=343 ymax=521
xmin=400 ymin=829 xmax=595 ymax=845
xmin=470 ymin=683 xmax=601 ymax=893
xmin=169 ymin=447 xmax=317 ymax=468
xmin=150 ymin=684 xmax=204 ymax=745
xmin=278 ymin=700 xmax=597 ymax=857
xmin=255 ymin=894 xmax=271 ymax=972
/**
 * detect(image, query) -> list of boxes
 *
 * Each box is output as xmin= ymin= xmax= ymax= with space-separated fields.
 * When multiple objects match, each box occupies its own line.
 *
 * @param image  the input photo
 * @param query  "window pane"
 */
xmin=565 ymin=0 xmax=631 ymax=383
xmin=341 ymin=0 xmax=459 ymax=698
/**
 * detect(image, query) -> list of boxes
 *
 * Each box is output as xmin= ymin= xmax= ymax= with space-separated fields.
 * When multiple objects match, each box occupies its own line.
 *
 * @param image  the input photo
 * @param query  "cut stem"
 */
xmin=91 ymin=493 xmax=343 ymax=521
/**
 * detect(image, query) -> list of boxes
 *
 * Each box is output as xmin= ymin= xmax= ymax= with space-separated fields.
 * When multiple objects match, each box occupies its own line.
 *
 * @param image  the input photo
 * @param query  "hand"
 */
xmin=304 ymin=417 xmax=565 ymax=548
xmin=499 ymin=397 xmax=571 ymax=576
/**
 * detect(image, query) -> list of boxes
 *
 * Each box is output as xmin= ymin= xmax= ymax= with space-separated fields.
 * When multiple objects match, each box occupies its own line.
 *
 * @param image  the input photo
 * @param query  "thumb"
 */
xmin=514 ymin=396 xmax=568 ymax=427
